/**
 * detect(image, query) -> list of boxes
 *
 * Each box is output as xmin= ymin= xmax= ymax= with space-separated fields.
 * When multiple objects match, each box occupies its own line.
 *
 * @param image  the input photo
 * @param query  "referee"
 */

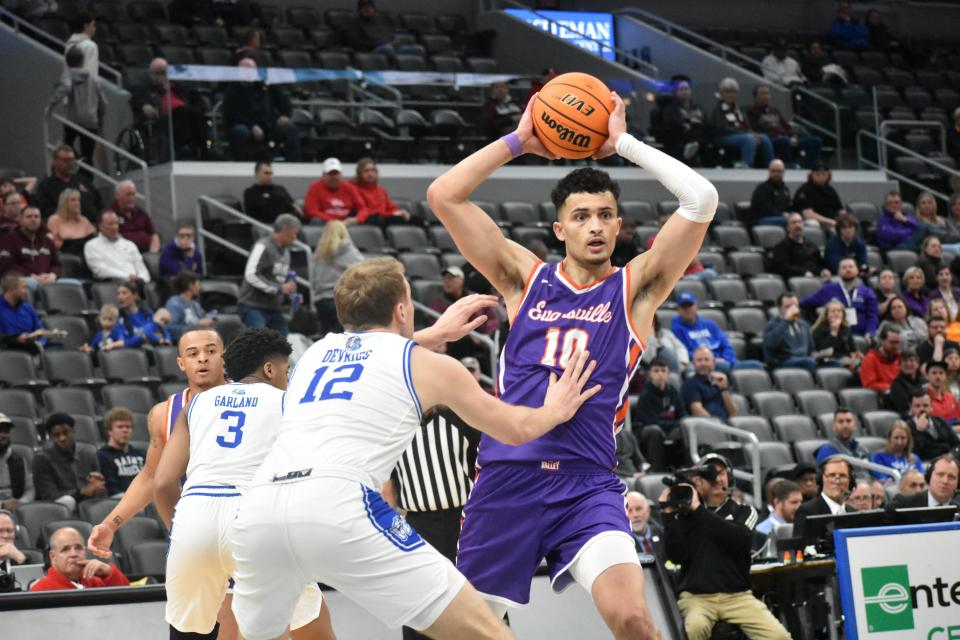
xmin=384 ymin=405 xmax=480 ymax=640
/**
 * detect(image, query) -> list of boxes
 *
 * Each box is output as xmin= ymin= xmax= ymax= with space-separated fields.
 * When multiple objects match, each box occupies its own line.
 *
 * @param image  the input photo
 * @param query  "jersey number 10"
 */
xmin=540 ymin=328 xmax=589 ymax=368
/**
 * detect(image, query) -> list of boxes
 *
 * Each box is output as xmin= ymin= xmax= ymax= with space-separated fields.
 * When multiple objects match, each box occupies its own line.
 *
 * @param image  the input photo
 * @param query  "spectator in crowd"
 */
xmin=480 ymin=81 xmax=522 ymax=142
xmin=304 ymin=158 xmax=369 ymax=223
xmin=800 ymin=41 xmax=829 ymax=84
xmin=870 ymin=420 xmax=924 ymax=481
xmin=949 ymin=111 xmax=960 ymax=162
xmin=45 ymin=188 xmax=95 ymax=256
xmin=238 ymin=214 xmax=300 ymax=335
xmin=130 ymin=58 xmax=208 ymax=160
xmin=792 ymin=163 xmax=844 ymax=227
xmin=311 ymin=221 xmax=363 ymax=335
xmin=615 ymin=429 xmax=648 ymax=492
xmin=755 ymin=479 xmax=803 ymax=539
xmin=63 ymin=11 xmax=98 ymax=80
xmin=116 ymin=281 xmax=153 ymax=347
xmin=874 ymin=268 xmax=899 ymax=318
xmin=649 ymin=76 xmax=705 ymax=163
xmin=0 ymin=509 xmax=27 ymax=571
xmin=646 ymin=213 xmax=716 ymax=282
xmin=708 ymin=77 xmax=774 ymax=169
xmin=917 ymin=237 xmax=945 ymax=294
xmin=747 ymin=85 xmax=820 ymax=168
xmin=794 ymin=462 xmax=819 ymax=502
xmin=890 ymin=454 xmax=960 ymax=510
xmin=907 ymin=392 xmax=960 ymax=461
xmin=845 ymin=480 xmax=873 ymax=511
xmin=917 ymin=315 xmax=958 ymax=368
xmin=83 ymin=211 xmax=151 ymax=282
xmin=928 ymin=266 xmax=960 ymax=321
xmin=47 ymin=46 xmax=105 ymax=168
xmin=429 ymin=265 xmax=500 ymax=362
xmin=611 ymin=216 xmax=638 ymax=268
xmin=626 ymin=492 xmax=665 ymax=563
xmin=899 ymin=469 xmax=926 ymax=495
xmin=0 ymin=413 xmax=33 ymax=509
xmin=901 ymin=267 xmax=928 ymax=318
xmin=96 ymin=408 xmax=145 ymax=498
xmin=916 ymin=192 xmax=947 ymax=238
xmin=816 ymin=408 xmax=869 ymax=464
xmin=870 ymin=479 xmax=886 ymax=509
xmin=926 ymin=360 xmax=960 ymax=424
xmin=877 ymin=191 xmax=927 ymax=251
xmin=831 ymin=2 xmax=869 ymax=49
xmin=769 ymin=212 xmax=829 ymax=279
xmin=672 ymin=292 xmax=763 ymax=373
xmin=107 ymin=180 xmax=159 ymax=254
xmin=682 ymin=346 xmax=738 ymax=422
xmin=794 ymin=457 xmax=856 ymax=540
xmin=142 ymin=308 xmax=173 ymax=346
xmin=946 ymin=348 xmax=960 ymax=396
xmin=761 ymin=40 xmax=805 ymax=87
xmin=159 ymin=223 xmax=203 ymax=281
xmin=0 ymin=272 xmax=47 ymax=354
xmin=232 ymin=28 xmax=260 ymax=64
xmin=0 ymin=206 xmax=61 ymax=290
xmin=1 ymin=192 xmax=23 ymax=232
xmin=890 ymin=348 xmax=926 ymax=416
xmin=824 ymin=213 xmax=868 ymax=274
xmin=943 ymin=194 xmax=960 ymax=252
xmin=662 ymin=455 xmax=789 ymax=640
xmin=801 ymin=257 xmax=879 ymax=336
xmin=641 ymin=314 xmax=689 ymax=375
xmin=168 ymin=0 xmax=252 ymax=29
xmin=80 ymin=304 xmax=124 ymax=353
xmin=243 ymin=161 xmax=303 ymax=225
xmin=165 ymin=271 xmax=214 ymax=340
xmin=33 ymin=145 xmax=102 ymax=222
xmin=33 ymin=413 xmax=105 ymax=513
xmin=860 ymin=324 xmax=901 ymax=392
xmin=223 ymin=58 xmax=301 ymax=162
xmin=811 ymin=299 xmax=861 ymax=369
xmin=747 ymin=159 xmax=791 ymax=227
xmin=344 ymin=0 xmax=401 ymax=55
xmin=30 ymin=527 xmax=129 ymax=592
xmin=763 ymin=292 xmax=816 ymax=373
xmin=883 ymin=296 xmax=927 ymax=351
xmin=351 ymin=158 xmax=415 ymax=225
xmin=635 ymin=357 xmax=686 ymax=471
xmin=865 ymin=9 xmax=898 ymax=51
xmin=461 ymin=357 xmax=494 ymax=395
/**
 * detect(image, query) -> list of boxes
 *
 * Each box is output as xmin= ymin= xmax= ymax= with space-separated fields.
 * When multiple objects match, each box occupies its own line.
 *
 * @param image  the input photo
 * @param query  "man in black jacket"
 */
xmin=31 ymin=145 xmax=102 ymax=221
xmin=223 ymin=59 xmax=301 ymax=162
xmin=890 ymin=455 xmax=960 ymax=512
xmin=0 ymin=414 xmax=32 ymax=510
xmin=32 ymin=413 xmax=106 ymax=514
xmin=634 ymin=358 xmax=686 ymax=470
xmin=907 ymin=392 xmax=960 ymax=461
xmin=242 ymin=161 xmax=303 ymax=225
xmin=747 ymin=159 xmax=791 ymax=227
xmin=768 ymin=212 xmax=830 ymax=279
xmin=793 ymin=456 xmax=856 ymax=540
xmin=662 ymin=454 xmax=790 ymax=640
xmin=889 ymin=348 xmax=925 ymax=416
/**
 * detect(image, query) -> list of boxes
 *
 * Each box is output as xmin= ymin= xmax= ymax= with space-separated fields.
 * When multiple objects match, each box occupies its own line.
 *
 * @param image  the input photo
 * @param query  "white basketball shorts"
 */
xmin=230 ymin=477 xmax=466 ymax=640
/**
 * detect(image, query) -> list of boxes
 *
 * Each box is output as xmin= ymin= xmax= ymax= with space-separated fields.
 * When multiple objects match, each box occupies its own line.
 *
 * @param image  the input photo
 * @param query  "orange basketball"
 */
xmin=532 ymin=72 xmax=614 ymax=159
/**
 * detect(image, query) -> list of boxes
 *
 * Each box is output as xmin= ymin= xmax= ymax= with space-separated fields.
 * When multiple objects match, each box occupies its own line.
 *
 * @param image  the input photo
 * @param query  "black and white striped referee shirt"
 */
xmin=393 ymin=408 xmax=480 ymax=512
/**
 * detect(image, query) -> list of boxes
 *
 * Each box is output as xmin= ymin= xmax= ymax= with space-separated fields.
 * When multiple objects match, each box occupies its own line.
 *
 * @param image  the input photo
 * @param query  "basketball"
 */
xmin=532 ymin=72 xmax=614 ymax=159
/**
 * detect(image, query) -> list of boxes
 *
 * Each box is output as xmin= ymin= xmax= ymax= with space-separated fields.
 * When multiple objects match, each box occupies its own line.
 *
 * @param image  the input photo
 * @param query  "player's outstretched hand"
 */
xmin=516 ymin=93 xmax=560 ymax=160
xmin=544 ymin=349 xmax=601 ymax=423
xmin=426 ymin=293 xmax=500 ymax=346
xmin=87 ymin=524 xmax=115 ymax=559
xmin=592 ymin=92 xmax=627 ymax=160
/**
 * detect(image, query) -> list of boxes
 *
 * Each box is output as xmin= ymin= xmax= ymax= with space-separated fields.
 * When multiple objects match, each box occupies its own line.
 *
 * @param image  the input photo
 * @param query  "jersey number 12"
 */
xmin=299 ymin=363 xmax=365 ymax=403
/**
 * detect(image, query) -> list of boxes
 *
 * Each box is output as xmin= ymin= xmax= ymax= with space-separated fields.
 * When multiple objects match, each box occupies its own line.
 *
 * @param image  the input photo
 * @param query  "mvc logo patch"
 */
xmin=346 ymin=335 xmax=362 ymax=351
xmin=862 ymin=565 xmax=914 ymax=633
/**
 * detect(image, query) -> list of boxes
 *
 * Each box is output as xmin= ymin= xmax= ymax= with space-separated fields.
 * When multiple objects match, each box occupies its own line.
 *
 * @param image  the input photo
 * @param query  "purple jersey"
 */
xmin=478 ymin=262 xmax=644 ymax=469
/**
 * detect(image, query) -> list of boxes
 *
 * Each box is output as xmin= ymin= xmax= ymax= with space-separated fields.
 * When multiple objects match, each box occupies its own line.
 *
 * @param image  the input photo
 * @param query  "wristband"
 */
xmin=500 ymin=133 xmax=523 ymax=159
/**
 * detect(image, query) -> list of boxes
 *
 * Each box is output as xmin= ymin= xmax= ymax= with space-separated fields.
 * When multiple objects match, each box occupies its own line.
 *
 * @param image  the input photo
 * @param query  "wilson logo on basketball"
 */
xmin=559 ymin=93 xmax=596 ymax=116
xmin=539 ymin=111 xmax=592 ymax=148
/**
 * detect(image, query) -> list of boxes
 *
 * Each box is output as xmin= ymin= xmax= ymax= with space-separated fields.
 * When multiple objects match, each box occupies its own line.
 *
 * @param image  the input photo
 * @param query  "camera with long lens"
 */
xmin=658 ymin=465 xmax=719 ymax=514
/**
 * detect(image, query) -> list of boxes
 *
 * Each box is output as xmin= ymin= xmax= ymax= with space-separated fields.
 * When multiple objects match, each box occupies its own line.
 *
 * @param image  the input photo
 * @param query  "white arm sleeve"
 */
xmin=615 ymin=133 xmax=719 ymax=223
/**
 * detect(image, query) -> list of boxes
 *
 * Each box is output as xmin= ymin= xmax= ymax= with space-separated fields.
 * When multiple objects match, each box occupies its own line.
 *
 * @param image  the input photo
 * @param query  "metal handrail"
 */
xmin=43 ymin=112 xmax=151 ymax=212
xmin=793 ymin=89 xmax=844 ymax=166
xmin=683 ymin=418 xmax=762 ymax=506
xmin=0 ymin=6 xmax=122 ymax=86
xmin=855 ymin=129 xmax=958 ymax=202
xmin=837 ymin=455 xmax=901 ymax=484
xmin=491 ymin=0 xmax=659 ymax=78
xmin=878 ymin=120 xmax=946 ymax=155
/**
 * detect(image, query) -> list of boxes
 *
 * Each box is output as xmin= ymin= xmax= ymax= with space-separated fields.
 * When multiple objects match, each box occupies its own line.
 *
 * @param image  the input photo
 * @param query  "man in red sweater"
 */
xmin=926 ymin=360 xmax=960 ymax=423
xmin=860 ymin=325 xmax=901 ymax=392
xmin=303 ymin=157 xmax=369 ymax=223
xmin=31 ymin=527 xmax=129 ymax=591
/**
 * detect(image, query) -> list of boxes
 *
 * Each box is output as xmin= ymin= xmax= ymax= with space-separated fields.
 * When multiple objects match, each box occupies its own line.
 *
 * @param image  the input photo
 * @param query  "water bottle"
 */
xmin=287 ymin=270 xmax=302 ymax=314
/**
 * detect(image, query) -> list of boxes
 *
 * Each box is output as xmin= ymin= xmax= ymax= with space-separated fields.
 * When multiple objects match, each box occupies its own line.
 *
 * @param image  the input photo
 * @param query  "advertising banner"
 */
xmin=504 ymin=9 xmax=616 ymax=61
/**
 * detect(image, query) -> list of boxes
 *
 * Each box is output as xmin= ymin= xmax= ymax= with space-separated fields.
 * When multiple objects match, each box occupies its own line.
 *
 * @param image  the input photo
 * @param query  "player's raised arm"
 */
xmin=426 ymin=97 xmax=552 ymax=303
xmin=153 ymin=410 xmax=191 ymax=530
xmin=413 ymin=346 xmax=600 ymax=445
xmin=88 ymin=402 xmax=166 ymax=558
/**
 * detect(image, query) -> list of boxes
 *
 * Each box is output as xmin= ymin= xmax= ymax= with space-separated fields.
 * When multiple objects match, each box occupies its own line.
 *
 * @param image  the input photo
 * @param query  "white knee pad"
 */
xmin=568 ymin=532 xmax=639 ymax=594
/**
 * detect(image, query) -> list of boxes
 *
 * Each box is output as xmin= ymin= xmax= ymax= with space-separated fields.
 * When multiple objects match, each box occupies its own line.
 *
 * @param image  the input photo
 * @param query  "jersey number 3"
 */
xmin=299 ymin=363 xmax=365 ymax=403
xmin=540 ymin=328 xmax=589 ymax=368
xmin=216 ymin=410 xmax=246 ymax=448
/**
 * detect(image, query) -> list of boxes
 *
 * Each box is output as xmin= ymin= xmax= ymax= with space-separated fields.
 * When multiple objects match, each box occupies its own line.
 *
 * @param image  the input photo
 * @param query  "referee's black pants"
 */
xmin=401 ymin=508 xmax=462 ymax=640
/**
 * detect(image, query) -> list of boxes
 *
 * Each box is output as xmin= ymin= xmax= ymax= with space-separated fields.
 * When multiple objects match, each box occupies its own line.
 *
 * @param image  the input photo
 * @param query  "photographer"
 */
xmin=661 ymin=455 xmax=790 ymax=640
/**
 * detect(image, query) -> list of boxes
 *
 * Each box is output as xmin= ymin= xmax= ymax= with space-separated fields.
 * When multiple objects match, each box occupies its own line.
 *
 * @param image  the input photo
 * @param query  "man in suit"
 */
xmin=890 ymin=454 xmax=960 ymax=512
xmin=793 ymin=456 xmax=856 ymax=539
xmin=627 ymin=491 xmax=665 ymax=564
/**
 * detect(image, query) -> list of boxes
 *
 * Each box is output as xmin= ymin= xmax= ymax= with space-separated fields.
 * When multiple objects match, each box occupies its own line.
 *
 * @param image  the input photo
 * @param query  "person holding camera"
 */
xmin=682 ymin=346 xmax=738 ymax=421
xmin=660 ymin=455 xmax=790 ymax=640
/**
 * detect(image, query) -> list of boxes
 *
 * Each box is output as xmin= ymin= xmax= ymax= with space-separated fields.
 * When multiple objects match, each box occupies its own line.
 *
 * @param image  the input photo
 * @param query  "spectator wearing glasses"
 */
xmin=845 ymin=480 xmax=873 ymax=511
xmin=859 ymin=324 xmax=901 ymax=392
xmin=794 ymin=456 xmax=856 ymax=540
xmin=30 ymin=527 xmax=129 ymax=592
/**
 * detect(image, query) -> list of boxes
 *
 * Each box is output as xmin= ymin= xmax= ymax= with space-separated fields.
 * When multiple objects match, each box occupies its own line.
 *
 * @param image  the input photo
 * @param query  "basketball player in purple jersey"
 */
xmin=428 ymin=93 xmax=718 ymax=639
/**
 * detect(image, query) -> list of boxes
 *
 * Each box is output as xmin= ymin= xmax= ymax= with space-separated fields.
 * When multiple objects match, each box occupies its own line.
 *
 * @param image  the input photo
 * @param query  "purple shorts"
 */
xmin=456 ymin=461 xmax=630 ymax=606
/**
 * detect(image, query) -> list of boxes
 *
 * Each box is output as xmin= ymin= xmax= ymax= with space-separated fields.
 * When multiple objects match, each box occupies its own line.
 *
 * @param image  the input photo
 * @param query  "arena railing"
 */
xmin=614 ymin=7 xmax=844 ymax=166
xmin=855 ymin=129 xmax=959 ymax=203
xmin=0 ymin=6 xmax=122 ymax=87
xmin=683 ymin=418 xmax=763 ymax=507
xmin=877 ymin=120 xmax=947 ymax=162
xmin=836 ymin=455 xmax=901 ymax=485
xmin=42 ymin=112 xmax=152 ymax=213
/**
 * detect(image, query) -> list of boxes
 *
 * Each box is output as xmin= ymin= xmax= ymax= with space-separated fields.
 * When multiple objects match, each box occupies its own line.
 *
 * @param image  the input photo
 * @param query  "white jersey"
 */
xmin=183 ymin=382 xmax=285 ymax=495
xmin=254 ymin=331 xmax=422 ymax=489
